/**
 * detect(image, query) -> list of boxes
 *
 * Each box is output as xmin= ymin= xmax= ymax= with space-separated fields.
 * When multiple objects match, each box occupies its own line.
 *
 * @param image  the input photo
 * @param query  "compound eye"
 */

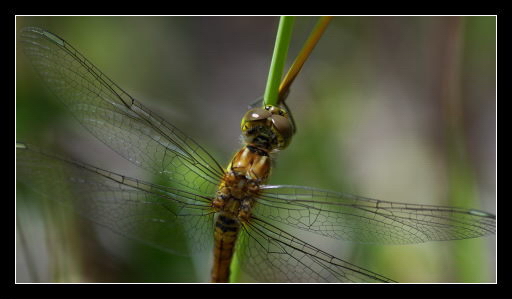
xmin=270 ymin=114 xmax=293 ymax=143
xmin=243 ymin=108 xmax=272 ymax=122
xmin=264 ymin=105 xmax=283 ymax=115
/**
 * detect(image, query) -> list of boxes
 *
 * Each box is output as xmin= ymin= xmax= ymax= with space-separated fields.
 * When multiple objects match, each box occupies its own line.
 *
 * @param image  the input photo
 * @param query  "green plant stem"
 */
xmin=264 ymin=16 xmax=295 ymax=107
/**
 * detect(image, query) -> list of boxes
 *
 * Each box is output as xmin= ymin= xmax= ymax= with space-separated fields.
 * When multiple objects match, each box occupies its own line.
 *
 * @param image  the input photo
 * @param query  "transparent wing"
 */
xmin=236 ymin=217 xmax=395 ymax=283
xmin=253 ymin=185 xmax=496 ymax=245
xmin=17 ymin=144 xmax=215 ymax=255
xmin=19 ymin=27 xmax=224 ymax=197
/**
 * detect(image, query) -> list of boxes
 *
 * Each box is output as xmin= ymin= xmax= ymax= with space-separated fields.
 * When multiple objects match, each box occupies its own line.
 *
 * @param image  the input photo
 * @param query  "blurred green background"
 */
xmin=16 ymin=16 xmax=496 ymax=283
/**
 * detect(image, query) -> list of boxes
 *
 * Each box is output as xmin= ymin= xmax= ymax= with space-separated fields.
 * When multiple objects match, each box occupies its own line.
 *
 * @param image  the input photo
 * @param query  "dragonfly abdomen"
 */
xmin=211 ymin=214 xmax=241 ymax=283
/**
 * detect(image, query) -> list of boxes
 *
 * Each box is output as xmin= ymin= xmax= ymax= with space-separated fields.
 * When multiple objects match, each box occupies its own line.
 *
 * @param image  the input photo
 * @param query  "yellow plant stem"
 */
xmin=279 ymin=16 xmax=333 ymax=102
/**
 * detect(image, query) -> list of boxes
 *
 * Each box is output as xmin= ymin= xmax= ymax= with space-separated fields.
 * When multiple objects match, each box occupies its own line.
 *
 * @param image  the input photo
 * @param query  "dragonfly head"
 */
xmin=240 ymin=105 xmax=294 ymax=151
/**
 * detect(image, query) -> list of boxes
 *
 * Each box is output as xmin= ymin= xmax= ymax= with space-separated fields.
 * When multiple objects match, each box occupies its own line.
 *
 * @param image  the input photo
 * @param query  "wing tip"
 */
xmin=19 ymin=26 xmax=65 ymax=46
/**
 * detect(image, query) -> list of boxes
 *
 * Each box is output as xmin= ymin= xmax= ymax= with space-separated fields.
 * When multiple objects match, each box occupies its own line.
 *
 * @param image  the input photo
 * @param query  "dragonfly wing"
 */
xmin=17 ymin=144 xmax=215 ymax=255
xmin=19 ymin=27 xmax=224 ymax=197
xmin=254 ymin=185 xmax=496 ymax=245
xmin=236 ymin=217 xmax=395 ymax=282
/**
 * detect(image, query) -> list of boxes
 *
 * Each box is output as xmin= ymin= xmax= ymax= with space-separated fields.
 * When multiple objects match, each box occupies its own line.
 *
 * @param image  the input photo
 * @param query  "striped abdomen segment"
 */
xmin=211 ymin=214 xmax=241 ymax=283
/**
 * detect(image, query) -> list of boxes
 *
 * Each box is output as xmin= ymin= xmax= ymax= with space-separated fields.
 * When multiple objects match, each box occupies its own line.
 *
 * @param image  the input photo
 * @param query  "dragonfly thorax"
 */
xmin=213 ymin=145 xmax=270 ymax=221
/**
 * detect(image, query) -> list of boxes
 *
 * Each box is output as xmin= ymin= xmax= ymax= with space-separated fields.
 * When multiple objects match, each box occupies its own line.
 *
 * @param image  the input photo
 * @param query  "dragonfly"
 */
xmin=16 ymin=27 xmax=496 ymax=283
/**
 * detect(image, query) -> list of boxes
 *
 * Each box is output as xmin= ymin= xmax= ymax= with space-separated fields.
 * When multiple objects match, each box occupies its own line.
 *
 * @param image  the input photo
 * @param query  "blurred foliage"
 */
xmin=16 ymin=16 xmax=495 ymax=283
